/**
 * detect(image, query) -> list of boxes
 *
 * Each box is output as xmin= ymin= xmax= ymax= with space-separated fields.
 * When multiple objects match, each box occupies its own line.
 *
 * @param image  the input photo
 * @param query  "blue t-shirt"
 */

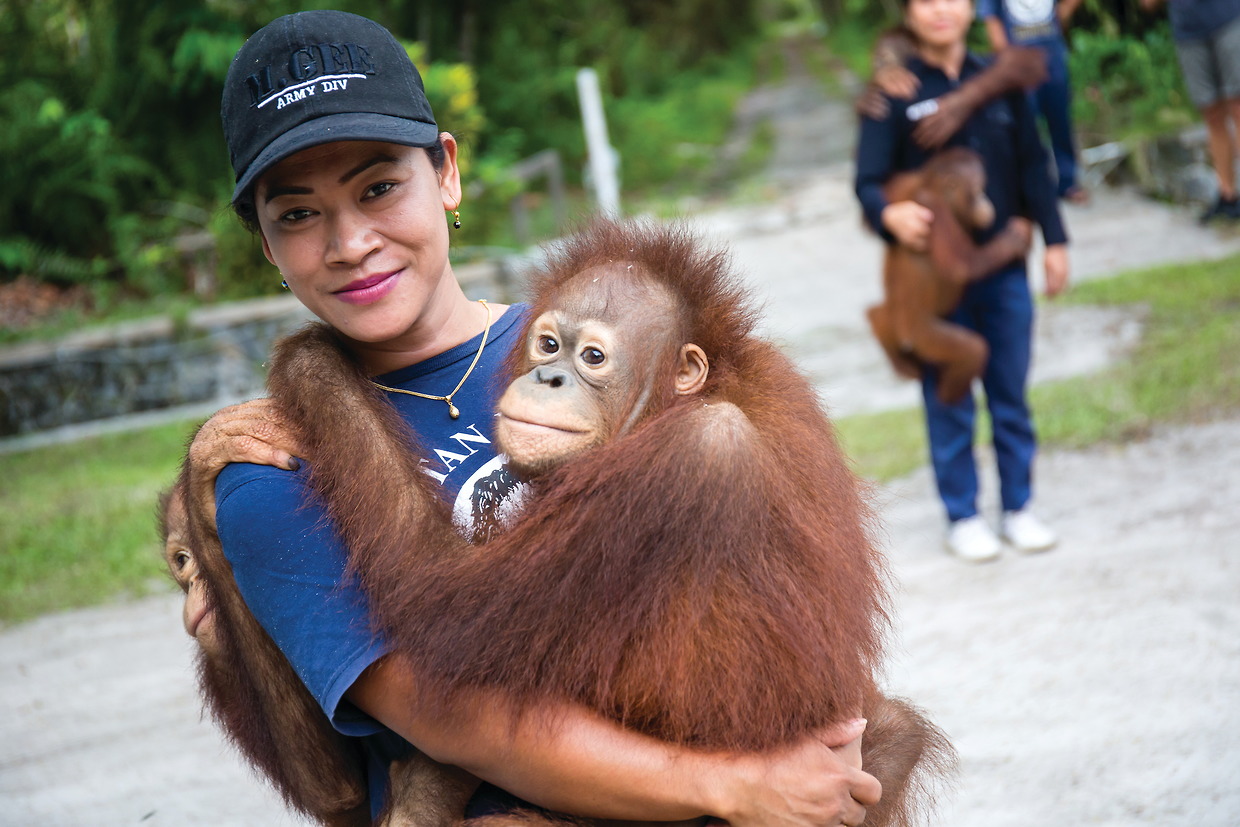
xmin=977 ymin=0 xmax=1065 ymax=46
xmin=215 ymin=302 xmax=532 ymax=816
xmin=1167 ymin=0 xmax=1240 ymax=41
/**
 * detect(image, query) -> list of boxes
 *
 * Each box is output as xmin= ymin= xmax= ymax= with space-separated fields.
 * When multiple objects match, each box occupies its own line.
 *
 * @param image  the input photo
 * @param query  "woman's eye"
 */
xmin=537 ymin=335 xmax=559 ymax=355
xmin=279 ymin=208 xmax=314 ymax=223
xmin=581 ymin=347 xmax=605 ymax=366
xmin=365 ymin=181 xmax=395 ymax=199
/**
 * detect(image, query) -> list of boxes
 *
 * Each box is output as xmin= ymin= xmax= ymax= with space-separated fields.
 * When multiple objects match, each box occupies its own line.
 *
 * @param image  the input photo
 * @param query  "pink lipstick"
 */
xmin=334 ymin=270 xmax=400 ymax=305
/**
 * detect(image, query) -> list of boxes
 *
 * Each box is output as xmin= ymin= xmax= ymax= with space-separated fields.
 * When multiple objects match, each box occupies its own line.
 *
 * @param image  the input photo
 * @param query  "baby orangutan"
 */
xmin=241 ymin=220 xmax=954 ymax=826
xmin=178 ymin=220 xmax=952 ymax=826
xmin=159 ymin=478 xmax=481 ymax=827
xmin=866 ymin=148 xmax=1033 ymax=402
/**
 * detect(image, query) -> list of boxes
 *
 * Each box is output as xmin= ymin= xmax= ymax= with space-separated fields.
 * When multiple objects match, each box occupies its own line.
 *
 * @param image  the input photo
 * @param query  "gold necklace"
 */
xmin=370 ymin=299 xmax=492 ymax=419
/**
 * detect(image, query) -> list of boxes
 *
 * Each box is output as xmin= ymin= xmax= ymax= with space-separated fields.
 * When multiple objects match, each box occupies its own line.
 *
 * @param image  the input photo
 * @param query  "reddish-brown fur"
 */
xmin=173 ymin=465 xmax=374 ymax=826
xmin=262 ymin=220 xmax=953 ymax=825
xmin=866 ymin=148 xmax=1032 ymax=403
xmin=177 ymin=220 xmax=952 ymax=825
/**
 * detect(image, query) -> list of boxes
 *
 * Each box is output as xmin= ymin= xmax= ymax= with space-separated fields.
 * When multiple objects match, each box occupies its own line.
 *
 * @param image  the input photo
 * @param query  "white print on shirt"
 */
xmin=421 ymin=423 xmax=492 ymax=483
xmin=452 ymin=455 xmax=529 ymax=544
xmin=414 ymin=420 xmax=528 ymax=544
xmin=907 ymin=98 xmax=941 ymax=122
xmin=1007 ymin=0 xmax=1054 ymax=26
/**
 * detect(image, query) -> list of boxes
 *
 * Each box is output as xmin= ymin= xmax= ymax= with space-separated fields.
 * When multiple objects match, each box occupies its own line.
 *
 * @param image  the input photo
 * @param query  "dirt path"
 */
xmin=3 ymin=44 xmax=1240 ymax=827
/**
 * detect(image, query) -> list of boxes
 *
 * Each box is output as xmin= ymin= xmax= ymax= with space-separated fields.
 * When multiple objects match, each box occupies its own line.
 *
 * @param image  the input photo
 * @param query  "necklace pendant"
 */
xmin=448 ymin=403 xmax=460 ymax=419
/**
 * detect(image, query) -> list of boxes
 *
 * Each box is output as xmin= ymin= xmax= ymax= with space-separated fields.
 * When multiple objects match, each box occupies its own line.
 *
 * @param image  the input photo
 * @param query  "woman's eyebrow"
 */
xmin=338 ymin=153 xmax=400 ymax=185
xmin=262 ymin=153 xmax=402 ymax=204
xmin=263 ymin=183 xmax=311 ymax=203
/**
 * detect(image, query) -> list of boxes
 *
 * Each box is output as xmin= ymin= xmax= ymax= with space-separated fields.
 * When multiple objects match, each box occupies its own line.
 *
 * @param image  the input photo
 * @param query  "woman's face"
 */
xmin=256 ymin=137 xmax=462 ymax=350
xmin=905 ymin=0 xmax=975 ymax=50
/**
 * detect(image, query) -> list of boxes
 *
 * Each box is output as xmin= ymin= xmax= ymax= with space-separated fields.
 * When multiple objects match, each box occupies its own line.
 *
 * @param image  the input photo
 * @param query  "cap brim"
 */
xmin=232 ymin=112 xmax=439 ymax=203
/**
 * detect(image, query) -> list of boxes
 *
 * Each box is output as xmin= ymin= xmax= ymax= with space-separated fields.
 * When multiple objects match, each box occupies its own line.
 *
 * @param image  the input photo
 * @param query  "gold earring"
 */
xmin=452 ymin=209 xmax=461 ymax=230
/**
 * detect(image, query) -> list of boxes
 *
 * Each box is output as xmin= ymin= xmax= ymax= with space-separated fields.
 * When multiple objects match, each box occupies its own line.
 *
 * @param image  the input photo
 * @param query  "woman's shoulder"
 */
xmin=216 ymin=462 xmax=312 ymax=523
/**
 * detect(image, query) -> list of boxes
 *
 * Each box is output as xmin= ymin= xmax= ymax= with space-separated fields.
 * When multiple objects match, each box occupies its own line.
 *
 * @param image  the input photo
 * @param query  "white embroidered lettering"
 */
xmin=258 ymin=73 xmax=366 ymax=108
xmin=275 ymin=86 xmax=316 ymax=110
xmin=321 ymin=79 xmax=350 ymax=93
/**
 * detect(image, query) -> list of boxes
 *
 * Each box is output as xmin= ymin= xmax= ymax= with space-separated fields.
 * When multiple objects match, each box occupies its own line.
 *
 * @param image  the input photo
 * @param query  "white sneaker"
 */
xmin=1001 ymin=508 xmax=1058 ymax=553
xmin=945 ymin=515 xmax=1001 ymax=563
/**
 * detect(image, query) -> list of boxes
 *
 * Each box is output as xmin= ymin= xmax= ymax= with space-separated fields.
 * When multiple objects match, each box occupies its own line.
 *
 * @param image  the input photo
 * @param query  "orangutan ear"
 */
xmin=674 ymin=344 xmax=709 ymax=396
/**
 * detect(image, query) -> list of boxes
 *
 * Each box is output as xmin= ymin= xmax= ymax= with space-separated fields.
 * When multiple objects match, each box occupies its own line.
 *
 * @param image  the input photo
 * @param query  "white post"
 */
xmin=576 ymin=68 xmax=621 ymax=218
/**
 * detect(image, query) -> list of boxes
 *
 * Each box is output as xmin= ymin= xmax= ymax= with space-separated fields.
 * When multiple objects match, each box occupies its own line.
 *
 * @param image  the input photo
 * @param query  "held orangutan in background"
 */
xmin=866 ymin=148 xmax=1032 ymax=403
xmin=856 ymin=26 xmax=1048 ymax=148
xmin=255 ymin=219 xmax=953 ymax=826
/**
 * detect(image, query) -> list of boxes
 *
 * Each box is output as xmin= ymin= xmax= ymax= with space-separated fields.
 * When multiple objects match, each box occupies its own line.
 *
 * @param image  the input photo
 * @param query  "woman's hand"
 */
xmin=881 ymin=201 xmax=935 ymax=252
xmin=188 ymin=399 xmax=304 ymax=479
xmin=1043 ymin=243 xmax=1070 ymax=297
xmin=708 ymin=719 xmax=880 ymax=827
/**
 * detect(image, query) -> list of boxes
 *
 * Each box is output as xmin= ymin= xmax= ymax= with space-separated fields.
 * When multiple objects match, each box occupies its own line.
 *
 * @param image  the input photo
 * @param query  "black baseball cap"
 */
xmin=221 ymin=10 xmax=439 ymax=204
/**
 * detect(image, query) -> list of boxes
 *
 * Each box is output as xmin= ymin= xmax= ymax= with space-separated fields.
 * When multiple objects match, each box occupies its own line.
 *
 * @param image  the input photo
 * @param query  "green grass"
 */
xmin=1033 ymin=256 xmax=1240 ymax=444
xmin=0 ymin=420 xmax=195 ymax=624
xmin=2 ymin=253 xmax=1238 ymax=623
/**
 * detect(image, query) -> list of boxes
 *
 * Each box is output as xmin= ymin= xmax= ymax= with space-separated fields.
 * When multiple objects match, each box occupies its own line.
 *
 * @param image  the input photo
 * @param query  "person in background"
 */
xmin=1142 ymin=0 xmax=1240 ymax=222
xmin=977 ymin=0 xmax=1089 ymax=204
xmin=855 ymin=0 xmax=1070 ymax=563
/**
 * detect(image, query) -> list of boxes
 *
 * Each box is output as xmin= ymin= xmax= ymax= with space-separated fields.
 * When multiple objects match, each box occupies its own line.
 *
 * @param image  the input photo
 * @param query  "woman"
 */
xmin=854 ymin=0 xmax=1070 ymax=562
xmin=193 ymin=9 xmax=879 ymax=826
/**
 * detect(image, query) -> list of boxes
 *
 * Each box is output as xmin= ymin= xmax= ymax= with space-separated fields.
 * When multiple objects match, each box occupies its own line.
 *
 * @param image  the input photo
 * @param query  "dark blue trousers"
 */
xmin=1032 ymin=39 xmax=1079 ymax=196
xmin=920 ymin=263 xmax=1036 ymax=523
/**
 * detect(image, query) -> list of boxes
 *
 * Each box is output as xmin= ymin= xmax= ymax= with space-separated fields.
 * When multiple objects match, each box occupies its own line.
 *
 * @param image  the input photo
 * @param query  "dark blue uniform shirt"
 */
xmin=855 ymin=52 xmax=1068 ymax=251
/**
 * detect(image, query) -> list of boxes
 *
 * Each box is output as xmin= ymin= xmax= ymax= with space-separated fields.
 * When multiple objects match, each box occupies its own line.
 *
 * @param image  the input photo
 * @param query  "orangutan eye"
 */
xmin=537 ymin=335 xmax=559 ymax=355
xmin=581 ymin=347 xmax=605 ymax=366
xmin=173 ymin=550 xmax=191 ymax=571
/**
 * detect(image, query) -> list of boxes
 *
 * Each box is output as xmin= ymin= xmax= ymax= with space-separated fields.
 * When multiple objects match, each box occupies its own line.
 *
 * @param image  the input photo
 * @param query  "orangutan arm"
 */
xmin=349 ymin=653 xmax=879 ymax=827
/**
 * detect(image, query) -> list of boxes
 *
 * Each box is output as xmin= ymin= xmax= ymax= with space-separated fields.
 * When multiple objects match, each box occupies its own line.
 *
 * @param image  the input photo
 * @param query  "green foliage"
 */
xmin=209 ymin=206 xmax=273 ymax=300
xmin=4 ymin=0 xmax=766 ymax=310
xmin=469 ymin=0 xmax=762 ymax=189
xmin=609 ymin=51 xmax=757 ymax=194
xmin=1069 ymin=24 xmax=1196 ymax=143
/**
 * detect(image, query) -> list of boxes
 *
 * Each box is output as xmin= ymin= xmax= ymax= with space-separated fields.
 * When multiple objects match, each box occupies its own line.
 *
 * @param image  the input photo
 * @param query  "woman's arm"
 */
xmin=351 ymin=654 xmax=880 ymax=827
xmin=197 ymin=405 xmax=882 ymax=826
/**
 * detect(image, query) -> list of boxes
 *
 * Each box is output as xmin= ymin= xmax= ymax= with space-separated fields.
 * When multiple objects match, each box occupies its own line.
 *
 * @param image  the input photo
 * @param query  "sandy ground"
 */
xmin=4 ymin=66 xmax=1240 ymax=825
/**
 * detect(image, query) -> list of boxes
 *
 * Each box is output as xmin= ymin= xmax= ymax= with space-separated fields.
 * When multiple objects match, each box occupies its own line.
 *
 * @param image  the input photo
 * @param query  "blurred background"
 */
xmin=3 ymin=2 xmax=1239 ymax=825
